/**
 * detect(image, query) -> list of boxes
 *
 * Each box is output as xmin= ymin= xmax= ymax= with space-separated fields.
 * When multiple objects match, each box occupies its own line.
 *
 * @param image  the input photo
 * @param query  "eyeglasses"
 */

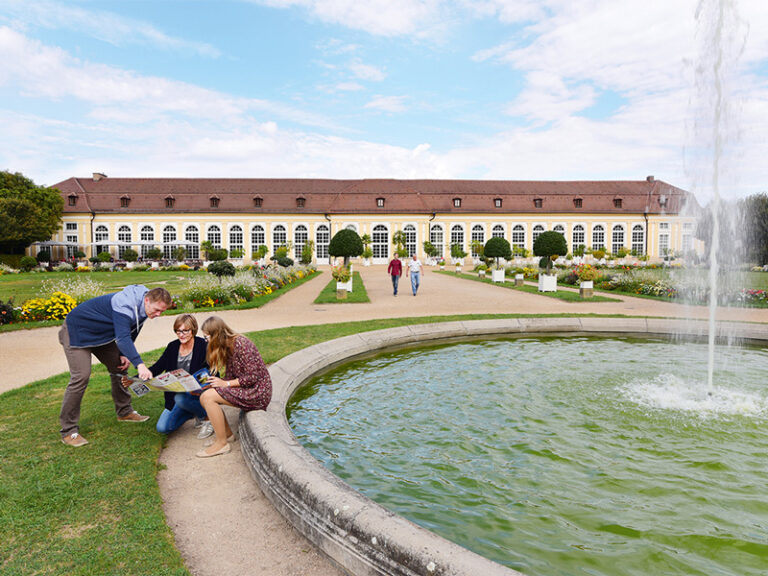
xmin=175 ymin=329 xmax=192 ymax=335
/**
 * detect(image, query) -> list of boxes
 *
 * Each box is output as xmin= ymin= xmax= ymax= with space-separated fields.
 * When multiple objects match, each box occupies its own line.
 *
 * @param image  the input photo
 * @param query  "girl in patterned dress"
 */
xmin=196 ymin=316 xmax=272 ymax=458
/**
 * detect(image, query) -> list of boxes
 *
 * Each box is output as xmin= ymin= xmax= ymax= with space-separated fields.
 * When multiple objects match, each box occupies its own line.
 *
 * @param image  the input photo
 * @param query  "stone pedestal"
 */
xmin=580 ymin=280 xmax=594 ymax=298
xmin=514 ymin=273 xmax=524 ymax=286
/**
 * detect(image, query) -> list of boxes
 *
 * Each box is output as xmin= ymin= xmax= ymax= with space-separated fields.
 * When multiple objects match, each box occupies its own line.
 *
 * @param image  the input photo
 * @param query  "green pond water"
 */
xmin=287 ymin=336 xmax=768 ymax=576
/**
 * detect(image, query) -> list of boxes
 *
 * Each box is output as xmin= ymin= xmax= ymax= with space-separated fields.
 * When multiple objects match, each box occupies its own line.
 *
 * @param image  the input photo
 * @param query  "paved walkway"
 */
xmin=4 ymin=266 xmax=768 ymax=576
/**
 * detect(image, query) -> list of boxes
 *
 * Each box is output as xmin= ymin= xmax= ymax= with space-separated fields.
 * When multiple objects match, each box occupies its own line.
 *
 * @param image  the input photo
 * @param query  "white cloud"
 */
xmin=364 ymin=95 xmax=408 ymax=112
xmin=248 ymin=0 xmax=447 ymax=38
xmin=0 ymin=0 xmax=220 ymax=57
xmin=348 ymin=59 xmax=386 ymax=81
xmin=505 ymin=71 xmax=596 ymax=122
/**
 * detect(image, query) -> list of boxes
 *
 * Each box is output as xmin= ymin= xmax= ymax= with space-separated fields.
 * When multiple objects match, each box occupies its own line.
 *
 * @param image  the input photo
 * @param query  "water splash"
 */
xmin=621 ymin=373 xmax=767 ymax=419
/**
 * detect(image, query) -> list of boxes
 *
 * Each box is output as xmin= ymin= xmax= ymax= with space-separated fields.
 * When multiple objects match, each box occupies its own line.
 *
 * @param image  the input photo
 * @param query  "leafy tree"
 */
xmin=533 ymin=231 xmax=567 ymax=274
xmin=300 ymin=239 xmax=315 ymax=265
xmin=145 ymin=247 xmax=163 ymax=261
xmin=19 ymin=255 xmax=38 ymax=271
xmin=208 ymin=260 xmax=236 ymax=278
xmin=739 ymin=193 xmax=768 ymax=265
xmin=422 ymin=240 xmax=438 ymax=259
xmin=173 ymin=246 xmax=187 ymax=261
xmin=0 ymin=171 xmax=63 ymax=254
xmin=328 ymin=229 xmax=363 ymax=266
xmin=36 ymin=249 xmax=51 ymax=263
xmin=484 ymin=237 xmax=512 ymax=269
xmin=122 ymin=248 xmax=139 ymax=262
xmin=392 ymin=230 xmax=409 ymax=258
xmin=450 ymin=243 xmax=467 ymax=262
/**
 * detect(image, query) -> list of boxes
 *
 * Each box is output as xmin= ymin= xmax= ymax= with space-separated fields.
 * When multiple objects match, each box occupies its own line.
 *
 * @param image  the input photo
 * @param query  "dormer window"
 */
xmin=165 ymin=195 xmax=175 ymax=209
xmin=210 ymin=196 xmax=219 ymax=208
xmin=573 ymin=198 xmax=583 ymax=208
xmin=494 ymin=198 xmax=502 ymax=208
xmin=120 ymin=195 xmax=130 ymax=208
xmin=253 ymin=196 xmax=263 ymax=208
xmin=453 ymin=198 xmax=462 ymax=208
xmin=68 ymin=195 xmax=78 ymax=207
xmin=296 ymin=196 xmax=306 ymax=208
xmin=659 ymin=195 xmax=668 ymax=208
xmin=376 ymin=197 xmax=385 ymax=208
xmin=534 ymin=198 xmax=543 ymax=208
xmin=614 ymin=198 xmax=623 ymax=209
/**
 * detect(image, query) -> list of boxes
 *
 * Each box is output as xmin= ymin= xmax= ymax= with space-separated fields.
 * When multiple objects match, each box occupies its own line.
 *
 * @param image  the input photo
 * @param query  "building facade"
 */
xmin=38 ymin=174 xmax=698 ymax=264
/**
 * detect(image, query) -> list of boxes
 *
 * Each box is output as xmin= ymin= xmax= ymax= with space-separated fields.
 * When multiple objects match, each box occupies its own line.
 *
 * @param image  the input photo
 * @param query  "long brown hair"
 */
xmin=201 ymin=316 xmax=239 ymax=375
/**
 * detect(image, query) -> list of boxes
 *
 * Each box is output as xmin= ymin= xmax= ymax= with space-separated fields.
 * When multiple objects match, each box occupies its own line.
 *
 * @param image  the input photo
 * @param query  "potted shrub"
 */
xmin=533 ymin=230 xmax=567 ymax=292
xmin=229 ymin=247 xmax=244 ymax=264
xmin=576 ymin=264 xmax=600 ymax=298
xmin=476 ymin=263 xmax=487 ymax=278
xmin=329 ymin=229 xmax=363 ymax=267
xmin=451 ymin=243 xmax=467 ymax=272
xmin=484 ymin=237 xmax=512 ymax=283
xmin=122 ymin=248 xmax=139 ymax=269
xmin=36 ymin=249 xmax=51 ymax=266
xmin=422 ymin=240 xmax=438 ymax=265
xmin=173 ymin=246 xmax=187 ymax=263
xmin=253 ymin=244 xmax=269 ymax=265
xmin=145 ymin=247 xmax=163 ymax=268
xmin=332 ymin=265 xmax=352 ymax=297
xmin=208 ymin=260 xmax=236 ymax=279
xmin=74 ymin=250 xmax=87 ymax=266
xmin=438 ymin=257 xmax=446 ymax=270
xmin=300 ymin=239 xmax=315 ymax=265
xmin=360 ymin=234 xmax=372 ymax=266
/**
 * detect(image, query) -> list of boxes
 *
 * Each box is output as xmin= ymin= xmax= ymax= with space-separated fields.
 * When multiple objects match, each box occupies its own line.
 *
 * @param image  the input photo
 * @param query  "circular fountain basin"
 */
xmin=239 ymin=317 xmax=768 ymax=576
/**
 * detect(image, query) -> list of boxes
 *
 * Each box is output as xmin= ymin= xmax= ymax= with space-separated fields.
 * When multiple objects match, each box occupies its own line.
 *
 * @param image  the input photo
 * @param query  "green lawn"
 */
xmin=438 ymin=270 xmax=621 ymax=302
xmin=0 ymin=269 xmax=204 ymax=304
xmin=2 ymin=312 xmax=641 ymax=576
xmin=313 ymin=271 xmax=370 ymax=303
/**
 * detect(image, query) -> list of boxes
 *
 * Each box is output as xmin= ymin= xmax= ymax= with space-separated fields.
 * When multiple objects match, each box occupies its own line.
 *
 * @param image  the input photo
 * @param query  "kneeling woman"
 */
xmin=197 ymin=316 xmax=272 ymax=458
xmin=150 ymin=314 xmax=209 ymax=435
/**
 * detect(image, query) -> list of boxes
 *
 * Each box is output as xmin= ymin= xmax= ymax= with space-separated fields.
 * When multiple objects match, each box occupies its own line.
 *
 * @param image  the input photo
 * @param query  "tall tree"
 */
xmin=0 ymin=171 xmax=63 ymax=254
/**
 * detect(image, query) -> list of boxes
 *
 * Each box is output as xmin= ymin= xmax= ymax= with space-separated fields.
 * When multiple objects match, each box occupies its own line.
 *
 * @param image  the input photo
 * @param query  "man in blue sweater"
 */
xmin=58 ymin=285 xmax=173 ymax=447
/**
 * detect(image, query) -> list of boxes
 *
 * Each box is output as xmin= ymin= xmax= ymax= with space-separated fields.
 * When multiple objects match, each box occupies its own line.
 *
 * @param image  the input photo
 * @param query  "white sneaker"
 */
xmin=196 ymin=421 xmax=214 ymax=439
xmin=194 ymin=417 xmax=204 ymax=429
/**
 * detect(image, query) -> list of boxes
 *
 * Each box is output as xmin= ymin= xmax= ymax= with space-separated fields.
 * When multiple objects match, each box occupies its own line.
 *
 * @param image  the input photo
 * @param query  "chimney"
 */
xmin=93 ymin=172 xmax=108 ymax=181
xmin=646 ymin=175 xmax=655 ymax=182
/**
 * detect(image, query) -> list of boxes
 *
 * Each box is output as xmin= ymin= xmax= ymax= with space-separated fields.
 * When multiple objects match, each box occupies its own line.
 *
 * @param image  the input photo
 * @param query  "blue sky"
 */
xmin=1 ymin=0 xmax=767 ymax=200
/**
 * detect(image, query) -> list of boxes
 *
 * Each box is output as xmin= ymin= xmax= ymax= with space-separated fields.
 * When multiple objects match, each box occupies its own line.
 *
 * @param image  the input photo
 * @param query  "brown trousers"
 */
xmin=58 ymin=323 xmax=134 ymax=436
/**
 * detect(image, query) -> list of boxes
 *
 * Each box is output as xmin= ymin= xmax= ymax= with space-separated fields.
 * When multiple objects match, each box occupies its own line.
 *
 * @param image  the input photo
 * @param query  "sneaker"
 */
xmin=62 ymin=432 xmax=88 ymax=447
xmin=193 ymin=417 xmax=205 ymax=429
xmin=117 ymin=410 xmax=150 ymax=422
xmin=196 ymin=421 xmax=214 ymax=439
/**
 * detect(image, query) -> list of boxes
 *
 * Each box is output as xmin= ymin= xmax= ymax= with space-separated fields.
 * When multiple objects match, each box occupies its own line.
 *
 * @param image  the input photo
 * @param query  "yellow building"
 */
xmin=38 ymin=174 xmax=698 ymax=264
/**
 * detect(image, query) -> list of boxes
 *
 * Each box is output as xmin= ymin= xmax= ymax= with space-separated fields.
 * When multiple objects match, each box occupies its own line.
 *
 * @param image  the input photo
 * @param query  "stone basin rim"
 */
xmin=239 ymin=317 xmax=768 ymax=576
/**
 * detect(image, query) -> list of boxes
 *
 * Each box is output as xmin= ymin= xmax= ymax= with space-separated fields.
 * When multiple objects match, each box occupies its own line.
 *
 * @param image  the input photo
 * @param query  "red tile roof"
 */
xmin=53 ymin=176 xmax=695 ymax=215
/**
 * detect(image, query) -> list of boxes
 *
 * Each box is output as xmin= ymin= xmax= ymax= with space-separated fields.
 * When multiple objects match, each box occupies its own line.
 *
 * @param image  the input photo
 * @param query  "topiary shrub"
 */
xmin=122 ymin=248 xmax=139 ymax=262
xmin=484 ymin=237 xmax=512 ymax=269
xmin=533 ymin=231 xmax=567 ymax=275
xmin=208 ymin=260 xmax=236 ymax=278
xmin=19 ymin=256 xmax=38 ymax=271
xmin=328 ymin=229 xmax=363 ymax=266
xmin=0 ymin=298 xmax=15 ymax=324
xmin=36 ymin=249 xmax=51 ymax=263
xmin=145 ymin=247 xmax=163 ymax=261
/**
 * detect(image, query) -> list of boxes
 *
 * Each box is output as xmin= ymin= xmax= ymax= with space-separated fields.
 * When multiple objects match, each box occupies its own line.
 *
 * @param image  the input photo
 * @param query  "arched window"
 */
xmin=294 ymin=225 xmax=308 ymax=260
xmin=229 ymin=225 xmax=243 ymax=257
xmin=403 ymin=224 xmax=416 ymax=257
xmin=492 ymin=224 xmax=505 ymax=239
xmin=631 ymin=224 xmax=645 ymax=255
xmin=532 ymin=224 xmax=545 ymax=245
xmin=316 ymin=224 xmax=330 ymax=261
xmin=470 ymin=225 xmax=484 ymax=258
xmin=592 ymin=225 xmax=605 ymax=251
xmin=430 ymin=224 xmax=444 ymax=259
xmin=272 ymin=225 xmax=286 ymax=250
xmin=117 ymin=225 xmax=132 ymax=258
xmin=450 ymin=224 xmax=464 ymax=255
xmin=185 ymin=225 xmax=199 ymax=259
xmin=553 ymin=224 xmax=565 ymax=236
xmin=251 ymin=225 xmax=265 ymax=259
xmin=140 ymin=225 xmax=154 ymax=257
xmin=572 ymin=225 xmax=585 ymax=250
xmin=511 ymin=225 xmax=525 ymax=253
xmin=345 ymin=224 xmax=358 ymax=232
xmin=95 ymin=225 xmax=109 ymax=255
xmin=372 ymin=224 xmax=389 ymax=260
xmin=207 ymin=225 xmax=222 ymax=249
xmin=612 ymin=225 xmax=625 ymax=255
xmin=163 ymin=225 xmax=177 ymax=259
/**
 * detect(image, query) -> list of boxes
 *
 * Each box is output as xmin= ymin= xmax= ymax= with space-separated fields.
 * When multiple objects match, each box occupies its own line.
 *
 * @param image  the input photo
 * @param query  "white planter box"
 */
xmin=455 ymin=266 xmax=462 ymax=273
xmin=151 ymin=261 xmax=160 ymax=269
xmin=580 ymin=280 xmax=594 ymax=289
xmin=538 ymin=274 xmax=557 ymax=292
xmin=514 ymin=273 xmax=524 ymax=286
xmin=579 ymin=280 xmax=594 ymax=298
xmin=124 ymin=261 xmax=135 ymax=269
xmin=336 ymin=279 xmax=353 ymax=292
xmin=492 ymin=269 xmax=505 ymax=283
xmin=478 ymin=270 xmax=486 ymax=278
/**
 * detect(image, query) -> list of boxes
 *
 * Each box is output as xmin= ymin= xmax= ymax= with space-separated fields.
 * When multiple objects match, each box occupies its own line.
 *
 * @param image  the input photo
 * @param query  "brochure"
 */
xmin=127 ymin=367 xmax=212 ymax=397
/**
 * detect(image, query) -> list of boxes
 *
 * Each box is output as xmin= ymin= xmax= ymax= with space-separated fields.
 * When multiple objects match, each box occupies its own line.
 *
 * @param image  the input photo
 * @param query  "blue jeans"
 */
xmin=410 ymin=271 xmax=420 ymax=295
xmin=391 ymin=274 xmax=400 ymax=295
xmin=156 ymin=392 xmax=206 ymax=434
